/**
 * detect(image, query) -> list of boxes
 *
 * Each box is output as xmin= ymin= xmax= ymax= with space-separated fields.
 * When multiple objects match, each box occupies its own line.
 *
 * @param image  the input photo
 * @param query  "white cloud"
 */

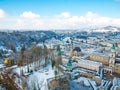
xmin=60 ymin=12 xmax=71 ymax=18
xmin=0 ymin=11 xmax=120 ymax=30
xmin=20 ymin=11 xmax=40 ymax=19
xmin=48 ymin=11 xmax=120 ymax=29
xmin=15 ymin=18 xmax=44 ymax=30
xmin=0 ymin=9 xmax=7 ymax=18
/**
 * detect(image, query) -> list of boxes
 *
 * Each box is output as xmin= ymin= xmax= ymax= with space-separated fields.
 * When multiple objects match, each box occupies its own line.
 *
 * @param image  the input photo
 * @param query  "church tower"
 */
xmin=109 ymin=44 xmax=116 ymax=72
xmin=69 ymin=43 xmax=73 ymax=58
xmin=56 ymin=45 xmax=62 ymax=65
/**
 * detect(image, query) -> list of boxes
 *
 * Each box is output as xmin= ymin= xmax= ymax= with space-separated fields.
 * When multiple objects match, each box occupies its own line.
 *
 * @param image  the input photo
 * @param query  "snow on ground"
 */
xmin=13 ymin=66 xmax=26 ymax=75
xmin=70 ymin=77 xmax=93 ymax=90
xmin=0 ymin=64 xmax=6 ymax=68
xmin=88 ymin=79 xmax=98 ymax=90
xmin=27 ymin=64 xmax=55 ymax=90
xmin=14 ymin=64 xmax=55 ymax=90
xmin=75 ymin=77 xmax=90 ymax=87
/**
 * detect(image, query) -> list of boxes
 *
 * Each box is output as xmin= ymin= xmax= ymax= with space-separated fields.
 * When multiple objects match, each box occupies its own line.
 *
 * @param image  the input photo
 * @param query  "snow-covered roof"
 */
xmin=0 ymin=64 xmax=6 ymax=68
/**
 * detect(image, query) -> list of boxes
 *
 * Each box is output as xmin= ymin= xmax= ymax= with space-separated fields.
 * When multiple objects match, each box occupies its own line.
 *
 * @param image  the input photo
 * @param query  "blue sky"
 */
xmin=0 ymin=0 xmax=120 ymax=17
xmin=0 ymin=0 xmax=120 ymax=30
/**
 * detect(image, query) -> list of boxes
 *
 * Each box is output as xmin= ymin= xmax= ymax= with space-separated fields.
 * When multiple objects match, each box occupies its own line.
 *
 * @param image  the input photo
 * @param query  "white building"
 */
xmin=77 ymin=59 xmax=102 ymax=71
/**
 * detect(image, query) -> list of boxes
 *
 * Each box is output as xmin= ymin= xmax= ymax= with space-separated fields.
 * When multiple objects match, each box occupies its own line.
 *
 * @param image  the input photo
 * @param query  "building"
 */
xmin=69 ymin=44 xmax=82 ymax=60
xmin=111 ymin=78 xmax=120 ymax=90
xmin=89 ymin=54 xmax=109 ymax=65
xmin=47 ymin=75 xmax=70 ymax=90
xmin=114 ymin=64 xmax=120 ymax=74
xmin=77 ymin=59 xmax=102 ymax=71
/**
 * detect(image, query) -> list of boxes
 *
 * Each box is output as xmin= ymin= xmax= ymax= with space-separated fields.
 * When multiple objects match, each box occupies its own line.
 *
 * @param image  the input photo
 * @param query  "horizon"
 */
xmin=0 ymin=0 xmax=120 ymax=30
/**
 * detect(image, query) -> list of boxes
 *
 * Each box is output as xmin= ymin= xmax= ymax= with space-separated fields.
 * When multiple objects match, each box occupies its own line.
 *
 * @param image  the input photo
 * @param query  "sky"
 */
xmin=0 ymin=0 xmax=120 ymax=30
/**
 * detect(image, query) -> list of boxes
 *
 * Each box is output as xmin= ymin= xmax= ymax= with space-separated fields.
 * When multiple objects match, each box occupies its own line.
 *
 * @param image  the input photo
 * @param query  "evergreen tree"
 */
xmin=57 ymin=45 xmax=61 ymax=56
xmin=0 ymin=52 xmax=2 ymax=58
xmin=10 ymin=43 xmax=16 ymax=53
xmin=52 ymin=60 xmax=55 ymax=69
xmin=44 ymin=45 xmax=48 ymax=66
xmin=21 ymin=44 xmax=26 ymax=58
xmin=56 ymin=45 xmax=62 ymax=65
xmin=33 ymin=82 xmax=36 ymax=90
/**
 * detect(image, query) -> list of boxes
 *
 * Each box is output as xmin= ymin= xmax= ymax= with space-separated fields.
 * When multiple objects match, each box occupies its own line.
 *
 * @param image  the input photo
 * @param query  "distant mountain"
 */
xmin=102 ymin=26 xmax=120 ymax=30
xmin=86 ymin=26 xmax=120 ymax=32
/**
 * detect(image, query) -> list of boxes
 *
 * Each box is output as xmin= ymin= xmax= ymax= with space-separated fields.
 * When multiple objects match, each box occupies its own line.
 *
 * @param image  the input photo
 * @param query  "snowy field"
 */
xmin=27 ymin=64 xmax=55 ymax=90
xmin=14 ymin=64 xmax=55 ymax=90
xmin=70 ymin=77 xmax=96 ymax=90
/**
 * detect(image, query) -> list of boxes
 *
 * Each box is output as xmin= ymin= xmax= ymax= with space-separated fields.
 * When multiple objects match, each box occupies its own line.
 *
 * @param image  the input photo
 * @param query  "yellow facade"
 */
xmin=115 ymin=64 xmax=120 ymax=74
xmin=4 ymin=58 xmax=12 ymax=65
xmin=89 ymin=54 xmax=109 ymax=65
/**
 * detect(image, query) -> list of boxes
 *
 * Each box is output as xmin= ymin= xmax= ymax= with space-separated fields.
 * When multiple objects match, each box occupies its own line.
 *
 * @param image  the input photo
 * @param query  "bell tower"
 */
xmin=109 ymin=44 xmax=116 ymax=72
xmin=69 ymin=41 xmax=73 ymax=58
